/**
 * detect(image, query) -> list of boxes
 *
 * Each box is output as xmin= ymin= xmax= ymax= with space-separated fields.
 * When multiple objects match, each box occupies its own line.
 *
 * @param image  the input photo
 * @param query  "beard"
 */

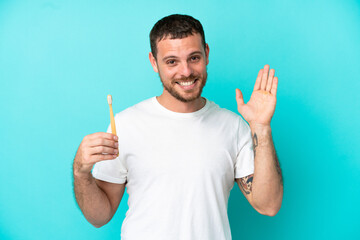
xmin=159 ymin=71 xmax=208 ymax=103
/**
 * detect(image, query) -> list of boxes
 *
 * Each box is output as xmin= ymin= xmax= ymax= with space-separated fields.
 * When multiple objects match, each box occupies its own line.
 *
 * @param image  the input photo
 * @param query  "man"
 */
xmin=73 ymin=14 xmax=283 ymax=240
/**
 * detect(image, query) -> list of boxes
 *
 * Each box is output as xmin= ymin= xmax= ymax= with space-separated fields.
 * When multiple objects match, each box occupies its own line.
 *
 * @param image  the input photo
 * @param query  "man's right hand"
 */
xmin=73 ymin=132 xmax=124 ymax=228
xmin=73 ymin=132 xmax=119 ymax=177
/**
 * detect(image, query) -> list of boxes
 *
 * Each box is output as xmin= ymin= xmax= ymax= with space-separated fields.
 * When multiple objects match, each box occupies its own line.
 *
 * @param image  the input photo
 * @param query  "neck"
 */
xmin=156 ymin=91 xmax=205 ymax=113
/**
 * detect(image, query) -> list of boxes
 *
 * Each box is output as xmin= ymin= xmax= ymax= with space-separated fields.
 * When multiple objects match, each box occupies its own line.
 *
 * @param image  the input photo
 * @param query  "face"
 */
xmin=149 ymin=33 xmax=209 ymax=103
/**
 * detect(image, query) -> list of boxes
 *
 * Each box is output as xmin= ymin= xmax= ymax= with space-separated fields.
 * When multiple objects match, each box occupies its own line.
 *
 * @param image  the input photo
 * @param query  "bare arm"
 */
xmin=236 ymin=124 xmax=283 ymax=216
xmin=73 ymin=132 xmax=126 ymax=227
xmin=73 ymin=171 xmax=125 ymax=227
xmin=235 ymin=65 xmax=283 ymax=216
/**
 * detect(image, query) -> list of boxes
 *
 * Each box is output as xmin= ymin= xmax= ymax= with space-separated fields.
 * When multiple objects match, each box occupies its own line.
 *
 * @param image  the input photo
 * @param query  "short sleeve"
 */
xmin=91 ymin=123 xmax=127 ymax=184
xmin=234 ymin=118 xmax=254 ymax=179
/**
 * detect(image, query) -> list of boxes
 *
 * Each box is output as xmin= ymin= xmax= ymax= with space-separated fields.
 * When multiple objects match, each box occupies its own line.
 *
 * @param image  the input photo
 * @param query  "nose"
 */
xmin=178 ymin=61 xmax=193 ymax=78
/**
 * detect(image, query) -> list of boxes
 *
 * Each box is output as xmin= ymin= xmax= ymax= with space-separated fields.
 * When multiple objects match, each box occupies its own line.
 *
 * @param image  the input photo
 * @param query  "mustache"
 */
xmin=173 ymin=74 xmax=199 ymax=82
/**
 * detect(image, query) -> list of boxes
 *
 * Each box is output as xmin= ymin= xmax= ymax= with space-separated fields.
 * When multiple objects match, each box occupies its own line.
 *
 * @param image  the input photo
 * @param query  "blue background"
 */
xmin=1 ymin=0 xmax=359 ymax=239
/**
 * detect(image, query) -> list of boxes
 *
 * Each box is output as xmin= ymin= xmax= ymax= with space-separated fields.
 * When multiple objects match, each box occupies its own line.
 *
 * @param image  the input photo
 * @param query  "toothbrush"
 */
xmin=107 ymin=95 xmax=117 ymax=136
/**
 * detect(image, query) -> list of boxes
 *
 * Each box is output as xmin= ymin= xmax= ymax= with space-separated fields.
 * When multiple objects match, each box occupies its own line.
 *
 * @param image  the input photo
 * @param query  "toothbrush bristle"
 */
xmin=107 ymin=95 xmax=112 ymax=105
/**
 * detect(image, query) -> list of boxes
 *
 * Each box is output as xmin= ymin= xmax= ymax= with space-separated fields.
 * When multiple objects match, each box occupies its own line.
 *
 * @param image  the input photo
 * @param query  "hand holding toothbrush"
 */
xmin=73 ymin=95 xmax=118 ymax=178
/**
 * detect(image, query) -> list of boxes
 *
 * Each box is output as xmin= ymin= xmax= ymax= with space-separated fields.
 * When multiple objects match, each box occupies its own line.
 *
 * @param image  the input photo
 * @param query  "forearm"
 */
xmin=73 ymin=168 xmax=112 ymax=227
xmin=250 ymin=124 xmax=283 ymax=215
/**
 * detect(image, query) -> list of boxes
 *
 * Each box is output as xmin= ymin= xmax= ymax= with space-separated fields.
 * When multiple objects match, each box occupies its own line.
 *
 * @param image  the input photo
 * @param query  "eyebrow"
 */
xmin=162 ymin=51 xmax=203 ymax=62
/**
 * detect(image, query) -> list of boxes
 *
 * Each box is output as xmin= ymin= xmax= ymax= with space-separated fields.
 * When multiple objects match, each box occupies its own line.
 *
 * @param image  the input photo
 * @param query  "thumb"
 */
xmin=235 ymin=88 xmax=244 ymax=106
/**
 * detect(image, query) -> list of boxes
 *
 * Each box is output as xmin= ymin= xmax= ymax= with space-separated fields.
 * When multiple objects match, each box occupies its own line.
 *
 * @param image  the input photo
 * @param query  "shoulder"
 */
xmin=114 ymin=97 xmax=154 ymax=121
xmin=206 ymin=99 xmax=251 ymax=136
xmin=206 ymin=99 xmax=243 ymax=123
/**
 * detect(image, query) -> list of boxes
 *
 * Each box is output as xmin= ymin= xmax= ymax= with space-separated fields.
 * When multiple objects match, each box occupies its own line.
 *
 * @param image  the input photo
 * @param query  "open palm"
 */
xmin=236 ymin=65 xmax=278 ymax=126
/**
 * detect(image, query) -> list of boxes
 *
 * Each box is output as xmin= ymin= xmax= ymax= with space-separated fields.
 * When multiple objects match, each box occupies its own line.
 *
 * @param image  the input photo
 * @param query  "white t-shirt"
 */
xmin=92 ymin=97 xmax=254 ymax=240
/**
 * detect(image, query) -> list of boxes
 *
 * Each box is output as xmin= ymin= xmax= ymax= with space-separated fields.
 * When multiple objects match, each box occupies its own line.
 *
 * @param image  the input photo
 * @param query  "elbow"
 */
xmin=256 ymin=205 xmax=281 ymax=217
xmin=88 ymin=217 xmax=111 ymax=228
xmin=260 ymin=190 xmax=283 ymax=217
xmin=254 ymin=196 xmax=283 ymax=217
xmin=92 ymin=222 xmax=105 ymax=228
xmin=260 ymin=208 xmax=280 ymax=217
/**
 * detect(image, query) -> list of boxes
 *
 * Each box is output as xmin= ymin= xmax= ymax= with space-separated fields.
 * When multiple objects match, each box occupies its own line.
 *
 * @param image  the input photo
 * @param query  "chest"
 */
xmin=121 ymin=118 xmax=237 ymax=182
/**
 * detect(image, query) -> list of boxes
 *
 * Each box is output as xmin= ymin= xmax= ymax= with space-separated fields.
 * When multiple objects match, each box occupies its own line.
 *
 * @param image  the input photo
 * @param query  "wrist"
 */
xmin=249 ymin=123 xmax=273 ymax=148
xmin=73 ymin=162 xmax=93 ymax=181
xmin=73 ymin=171 xmax=94 ymax=186
xmin=249 ymin=122 xmax=272 ymax=134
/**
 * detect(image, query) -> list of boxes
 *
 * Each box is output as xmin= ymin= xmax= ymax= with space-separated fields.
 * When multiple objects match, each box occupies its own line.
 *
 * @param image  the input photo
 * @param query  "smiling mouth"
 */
xmin=176 ymin=79 xmax=198 ymax=86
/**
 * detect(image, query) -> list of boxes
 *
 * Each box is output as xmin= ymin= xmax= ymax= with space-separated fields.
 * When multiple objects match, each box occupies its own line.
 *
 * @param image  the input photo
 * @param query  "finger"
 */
xmin=235 ymin=88 xmax=245 ymax=105
xmin=89 ymin=146 xmax=118 ymax=155
xmin=266 ymin=69 xmax=275 ymax=92
xmin=88 ymin=138 xmax=118 ymax=149
xmin=270 ymin=77 xmax=278 ymax=96
xmin=254 ymin=69 xmax=263 ymax=91
xmin=260 ymin=64 xmax=269 ymax=90
xmin=88 ymin=132 xmax=118 ymax=141
xmin=90 ymin=153 xmax=118 ymax=163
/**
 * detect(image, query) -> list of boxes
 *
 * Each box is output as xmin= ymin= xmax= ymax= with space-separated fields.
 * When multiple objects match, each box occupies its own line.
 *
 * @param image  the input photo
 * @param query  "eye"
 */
xmin=190 ymin=56 xmax=200 ymax=62
xmin=166 ymin=59 xmax=176 ymax=65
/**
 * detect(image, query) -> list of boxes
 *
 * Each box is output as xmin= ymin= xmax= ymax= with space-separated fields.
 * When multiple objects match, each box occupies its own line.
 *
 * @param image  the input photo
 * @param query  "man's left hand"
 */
xmin=235 ymin=64 xmax=278 ymax=126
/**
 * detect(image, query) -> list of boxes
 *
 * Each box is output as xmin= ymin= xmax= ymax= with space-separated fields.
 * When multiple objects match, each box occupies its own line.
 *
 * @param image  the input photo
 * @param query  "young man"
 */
xmin=73 ymin=14 xmax=283 ymax=240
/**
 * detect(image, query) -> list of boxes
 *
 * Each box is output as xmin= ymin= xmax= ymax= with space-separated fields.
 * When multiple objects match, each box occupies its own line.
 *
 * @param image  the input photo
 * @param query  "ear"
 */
xmin=205 ymin=43 xmax=210 ymax=65
xmin=149 ymin=52 xmax=159 ymax=73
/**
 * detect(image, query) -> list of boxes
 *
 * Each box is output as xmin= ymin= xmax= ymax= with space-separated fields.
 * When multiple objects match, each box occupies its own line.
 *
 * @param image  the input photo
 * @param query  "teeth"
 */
xmin=178 ymin=80 xmax=195 ymax=86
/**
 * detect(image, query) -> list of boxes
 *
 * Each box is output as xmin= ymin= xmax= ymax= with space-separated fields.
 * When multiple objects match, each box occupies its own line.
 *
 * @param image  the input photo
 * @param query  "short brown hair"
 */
xmin=150 ymin=14 xmax=206 ymax=60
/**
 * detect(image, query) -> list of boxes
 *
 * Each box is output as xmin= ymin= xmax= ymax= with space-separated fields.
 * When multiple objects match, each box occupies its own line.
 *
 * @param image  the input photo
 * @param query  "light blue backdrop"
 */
xmin=0 ymin=0 xmax=359 ymax=239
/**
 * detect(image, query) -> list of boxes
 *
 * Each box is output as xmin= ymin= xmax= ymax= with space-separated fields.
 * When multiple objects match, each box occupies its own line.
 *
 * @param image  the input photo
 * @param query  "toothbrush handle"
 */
xmin=109 ymin=105 xmax=117 ymax=135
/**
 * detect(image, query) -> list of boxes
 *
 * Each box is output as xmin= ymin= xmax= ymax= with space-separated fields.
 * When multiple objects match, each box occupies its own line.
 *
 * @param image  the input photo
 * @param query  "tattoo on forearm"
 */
xmin=239 ymin=174 xmax=254 ymax=195
xmin=252 ymin=133 xmax=258 ymax=157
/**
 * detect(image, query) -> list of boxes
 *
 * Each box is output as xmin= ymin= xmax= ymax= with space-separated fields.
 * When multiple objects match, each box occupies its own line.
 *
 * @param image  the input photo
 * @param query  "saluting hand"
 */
xmin=235 ymin=65 xmax=278 ymax=126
